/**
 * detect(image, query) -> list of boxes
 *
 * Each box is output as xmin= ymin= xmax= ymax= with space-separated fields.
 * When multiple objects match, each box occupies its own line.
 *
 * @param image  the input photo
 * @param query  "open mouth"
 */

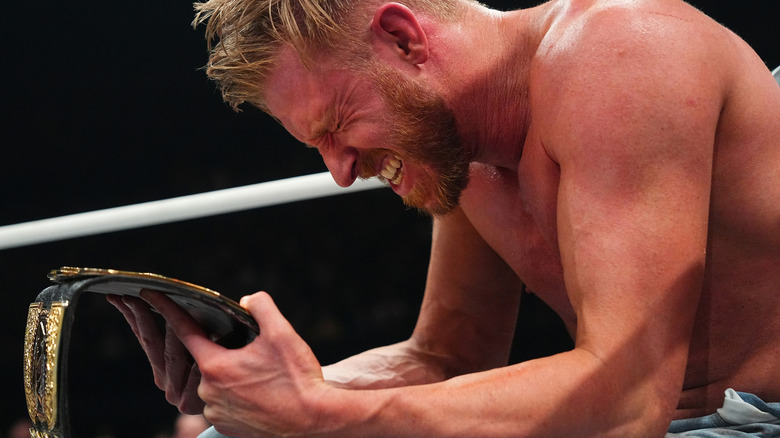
xmin=380 ymin=156 xmax=404 ymax=185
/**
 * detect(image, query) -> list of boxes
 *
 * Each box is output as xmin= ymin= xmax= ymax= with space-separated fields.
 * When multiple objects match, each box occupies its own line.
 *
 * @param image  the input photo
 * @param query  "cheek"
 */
xmin=342 ymin=121 xmax=393 ymax=150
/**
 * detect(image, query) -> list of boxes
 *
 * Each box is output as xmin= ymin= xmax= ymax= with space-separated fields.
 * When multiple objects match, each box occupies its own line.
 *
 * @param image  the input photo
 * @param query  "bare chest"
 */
xmin=458 ymin=158 xmax=576 ymax=328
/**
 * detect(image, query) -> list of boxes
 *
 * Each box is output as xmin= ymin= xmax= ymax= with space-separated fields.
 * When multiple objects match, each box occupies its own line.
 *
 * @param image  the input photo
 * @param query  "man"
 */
xmin=108 ymin=0 xmax=780 ymax=436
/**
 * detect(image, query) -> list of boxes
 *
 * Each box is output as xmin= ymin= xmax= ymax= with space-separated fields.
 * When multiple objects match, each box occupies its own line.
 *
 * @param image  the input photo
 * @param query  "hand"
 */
xmin=107 ymin=293 xmax=205 ymax=414
xmin=143 ymin=290 xmax=333 ymax=438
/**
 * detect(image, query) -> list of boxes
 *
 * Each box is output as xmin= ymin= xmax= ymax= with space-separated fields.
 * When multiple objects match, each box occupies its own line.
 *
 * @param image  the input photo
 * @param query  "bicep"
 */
xmin=547 ymin=44 xmax=721 ymax=397
xmin=557 ymin=149 xmax=711 ymax=355
xmin=412 ymin=206 xmax=524 ymax=376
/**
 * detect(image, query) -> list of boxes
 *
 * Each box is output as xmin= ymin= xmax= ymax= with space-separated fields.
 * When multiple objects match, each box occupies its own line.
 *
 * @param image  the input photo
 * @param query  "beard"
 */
xmin=355 ymin=62 xmax=471 ymax=217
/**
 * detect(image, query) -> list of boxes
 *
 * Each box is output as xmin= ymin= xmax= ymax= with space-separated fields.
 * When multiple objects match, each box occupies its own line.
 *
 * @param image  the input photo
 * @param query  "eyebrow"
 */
xmin=306 ymin=106 xmax=337 ymax=144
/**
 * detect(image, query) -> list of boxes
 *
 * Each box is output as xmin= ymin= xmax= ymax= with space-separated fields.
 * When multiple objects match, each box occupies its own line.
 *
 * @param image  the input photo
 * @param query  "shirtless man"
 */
xmin=109 ymin=0 xmax=780 ymax=436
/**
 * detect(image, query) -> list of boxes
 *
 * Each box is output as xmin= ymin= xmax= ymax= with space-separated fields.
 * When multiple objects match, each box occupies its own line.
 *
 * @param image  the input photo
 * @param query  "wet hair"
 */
xmin=192 ymin=0 xmax=462 ymax=111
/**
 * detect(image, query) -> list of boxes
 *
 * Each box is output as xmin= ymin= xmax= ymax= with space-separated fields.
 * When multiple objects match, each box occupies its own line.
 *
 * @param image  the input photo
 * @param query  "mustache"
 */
xmin=356 ymin=148 xmax=391 ymax=180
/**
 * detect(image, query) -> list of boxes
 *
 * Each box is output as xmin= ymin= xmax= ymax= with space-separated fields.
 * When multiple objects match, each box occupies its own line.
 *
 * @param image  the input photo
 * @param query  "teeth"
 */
xmin=380 ymin=156 xmax=403 ymax=185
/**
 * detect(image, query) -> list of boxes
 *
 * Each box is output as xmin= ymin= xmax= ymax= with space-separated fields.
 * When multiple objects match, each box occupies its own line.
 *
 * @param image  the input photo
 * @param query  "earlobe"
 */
xmin=370 ymin=3 xmax=429 ymax=65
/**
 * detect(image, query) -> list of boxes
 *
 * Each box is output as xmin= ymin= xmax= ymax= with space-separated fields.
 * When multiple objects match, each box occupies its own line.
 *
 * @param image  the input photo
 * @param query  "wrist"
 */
xmin=308 ymin=383 xmax=397 ymax=437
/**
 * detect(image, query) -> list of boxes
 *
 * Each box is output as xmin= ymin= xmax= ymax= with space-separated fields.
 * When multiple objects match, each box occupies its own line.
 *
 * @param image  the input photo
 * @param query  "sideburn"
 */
xmin=371 ymin=65 xmax=471 ymax=216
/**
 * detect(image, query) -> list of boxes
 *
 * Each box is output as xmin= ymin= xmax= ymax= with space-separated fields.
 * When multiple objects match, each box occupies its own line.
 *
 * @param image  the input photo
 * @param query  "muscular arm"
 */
xmin=315 ymin=12 xmax=723 ymax=438
xmin=140 ymin=7 xmax=730 ymax=438
xmin=152 ymin=80 xmax=717 ymax=435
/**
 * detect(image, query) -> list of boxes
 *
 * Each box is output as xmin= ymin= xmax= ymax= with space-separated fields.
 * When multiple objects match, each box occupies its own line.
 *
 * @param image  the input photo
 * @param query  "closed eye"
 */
xmin=305 ymin=131 xmax=335 ymax=151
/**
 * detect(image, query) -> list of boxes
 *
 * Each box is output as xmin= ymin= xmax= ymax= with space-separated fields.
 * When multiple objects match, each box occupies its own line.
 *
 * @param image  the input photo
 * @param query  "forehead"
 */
xmin=264 ymin=45 xmax=382 ymax=142
xmin=264 ymin=47 xmax=341 ymax=121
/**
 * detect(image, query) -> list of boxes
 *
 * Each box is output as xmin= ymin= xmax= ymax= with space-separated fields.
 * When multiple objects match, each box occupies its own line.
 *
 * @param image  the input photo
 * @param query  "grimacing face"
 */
xmin=264 ymin=45 xmax=471 ymax=217
xmin=359 ymin=60 xmax=470 ymax=216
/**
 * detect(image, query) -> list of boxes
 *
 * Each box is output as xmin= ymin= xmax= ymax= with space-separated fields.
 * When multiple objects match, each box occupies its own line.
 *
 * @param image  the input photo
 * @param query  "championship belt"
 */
xmin=23 ymin=267 xmax=259 ymax=438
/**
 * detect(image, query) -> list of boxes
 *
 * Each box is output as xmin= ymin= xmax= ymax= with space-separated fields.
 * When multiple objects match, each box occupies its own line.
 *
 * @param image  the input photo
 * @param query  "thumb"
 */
xmin=240 ymin=292 xmax=296 ymax=337
xmin=240 ymin=292 xmax=323 ymax=378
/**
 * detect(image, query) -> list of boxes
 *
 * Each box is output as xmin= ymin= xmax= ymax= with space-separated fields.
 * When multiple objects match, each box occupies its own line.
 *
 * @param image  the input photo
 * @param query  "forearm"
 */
xmin=319 ymin=348 xmax=675 ymax=438
xmin=322 ymin=338 xmax=454 ymax=389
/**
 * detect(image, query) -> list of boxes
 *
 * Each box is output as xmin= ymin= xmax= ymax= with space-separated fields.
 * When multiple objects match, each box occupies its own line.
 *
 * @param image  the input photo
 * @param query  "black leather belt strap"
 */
xmin=24 ymin=267 xmax=259 ymax=438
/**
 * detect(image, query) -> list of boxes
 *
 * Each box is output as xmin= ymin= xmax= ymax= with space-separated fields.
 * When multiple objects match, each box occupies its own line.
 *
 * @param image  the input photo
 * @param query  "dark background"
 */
xmin=1 ymin=0 xmax=778 ymax=436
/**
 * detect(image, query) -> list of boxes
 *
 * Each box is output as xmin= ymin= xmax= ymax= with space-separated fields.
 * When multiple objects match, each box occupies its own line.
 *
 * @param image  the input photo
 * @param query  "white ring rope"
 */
xmin=0 ymin=172 xmax=385 ymax=250
xmin=773 ymin=65 xmax=780 ymax=86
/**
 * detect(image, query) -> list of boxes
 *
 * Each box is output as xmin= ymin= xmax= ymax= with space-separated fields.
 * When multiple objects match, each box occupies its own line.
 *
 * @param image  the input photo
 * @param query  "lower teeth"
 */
xmin=391 ymin=169 xmax=403 ymax=185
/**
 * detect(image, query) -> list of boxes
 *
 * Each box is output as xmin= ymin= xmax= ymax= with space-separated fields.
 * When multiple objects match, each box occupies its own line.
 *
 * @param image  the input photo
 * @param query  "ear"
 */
xmin=370 ymin=3 xmax=429 ymax=66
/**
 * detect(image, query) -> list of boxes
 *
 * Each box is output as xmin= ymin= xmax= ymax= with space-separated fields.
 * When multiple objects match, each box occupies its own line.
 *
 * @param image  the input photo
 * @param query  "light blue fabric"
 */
xmin=772 ymin=65 xmax=780 ymax=86
xmin=198 ymin=426 xmax=233 ymax=438
xmin=667 ymin=390 xmax=780 ymax=437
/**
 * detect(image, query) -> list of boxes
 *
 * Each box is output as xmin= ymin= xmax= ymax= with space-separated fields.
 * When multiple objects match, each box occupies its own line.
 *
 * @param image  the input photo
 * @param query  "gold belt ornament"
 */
xmin=24 ymin=301 xmax=68 ymax=438
xmin=23 ymin=267 xmax=259 ymax=437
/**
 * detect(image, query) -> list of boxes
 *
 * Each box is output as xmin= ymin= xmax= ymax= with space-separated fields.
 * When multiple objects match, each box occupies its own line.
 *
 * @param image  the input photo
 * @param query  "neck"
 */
xmin=431 ymin=1 xmax=558 ymax=170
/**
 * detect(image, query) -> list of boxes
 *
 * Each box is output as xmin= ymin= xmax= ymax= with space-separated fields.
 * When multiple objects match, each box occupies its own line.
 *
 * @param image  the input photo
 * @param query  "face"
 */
xmin=264 ymin=47 xmax=470 ymax=216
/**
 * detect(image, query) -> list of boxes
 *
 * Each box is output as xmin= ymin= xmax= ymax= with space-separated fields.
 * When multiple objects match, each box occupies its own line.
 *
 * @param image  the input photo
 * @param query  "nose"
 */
xmin=320 ymin=146 xmax=358 ymax=187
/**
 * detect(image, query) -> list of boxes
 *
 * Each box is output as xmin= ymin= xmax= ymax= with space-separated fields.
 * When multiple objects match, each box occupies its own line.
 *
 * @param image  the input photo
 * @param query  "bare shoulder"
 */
xmin=537 ymin=0 xmax=731 ymax=59
xmin=528 ymin=0 xmax=756 ymax=160
xmin=531 ymin=0 xmax=734 ymax=98
xmin=530 ymin=0 xmax=780 ymax=246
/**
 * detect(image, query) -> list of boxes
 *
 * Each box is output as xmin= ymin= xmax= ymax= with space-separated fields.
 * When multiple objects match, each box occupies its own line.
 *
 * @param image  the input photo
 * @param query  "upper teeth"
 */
xmin=380 ymin=156 xmax=403 ymax=185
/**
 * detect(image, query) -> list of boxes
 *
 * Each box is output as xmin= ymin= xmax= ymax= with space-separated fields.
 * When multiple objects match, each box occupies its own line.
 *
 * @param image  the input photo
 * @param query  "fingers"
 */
xmin=107 ymin=292 xmax=208 ymax=414
xmin=140 ymin=290 xmax=220 ymax=363
xmin=106 ymin=294 xmax=140 ymax=336
xmin=179 ymin=363 xmax=206 ymax=415
xmin=106 ymin=294 xmax=147 ymax=341
xmin=107 ymin=294 xmax=167 ymax=381
xmin=164 ymin=322 xmax=196 ymax=401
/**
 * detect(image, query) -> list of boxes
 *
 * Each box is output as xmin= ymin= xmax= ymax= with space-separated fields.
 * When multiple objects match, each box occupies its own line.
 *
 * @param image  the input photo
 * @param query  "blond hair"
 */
xmin=193 ymin=0 xmax=462 ymax=111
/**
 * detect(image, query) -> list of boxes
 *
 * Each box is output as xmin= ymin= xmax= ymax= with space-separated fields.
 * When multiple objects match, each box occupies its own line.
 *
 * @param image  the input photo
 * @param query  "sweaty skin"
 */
xmin=452 ymin=0 xmax=780 ymax=419
xmin=111 ymin=0 xmax=780 ymax=436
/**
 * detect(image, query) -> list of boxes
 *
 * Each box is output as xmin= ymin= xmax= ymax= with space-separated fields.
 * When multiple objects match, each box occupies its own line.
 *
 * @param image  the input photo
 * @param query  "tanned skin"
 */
xmin=109 ymin=0 xmax=780 ymax=436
